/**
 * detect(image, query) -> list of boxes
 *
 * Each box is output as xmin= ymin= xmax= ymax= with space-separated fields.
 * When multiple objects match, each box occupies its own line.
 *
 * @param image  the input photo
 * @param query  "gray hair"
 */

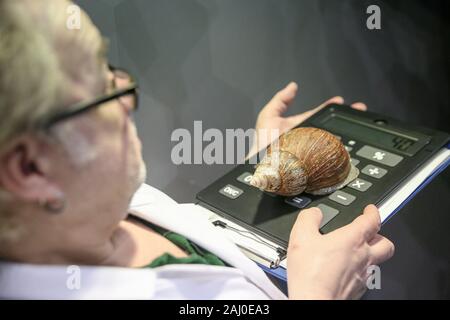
xmin=0 ymin=0 xmax=107 ymax=242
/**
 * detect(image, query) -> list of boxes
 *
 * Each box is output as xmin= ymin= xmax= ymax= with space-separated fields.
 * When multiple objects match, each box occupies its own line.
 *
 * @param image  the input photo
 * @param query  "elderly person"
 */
xmin=0 ymin=0 xmax=394 ymax=300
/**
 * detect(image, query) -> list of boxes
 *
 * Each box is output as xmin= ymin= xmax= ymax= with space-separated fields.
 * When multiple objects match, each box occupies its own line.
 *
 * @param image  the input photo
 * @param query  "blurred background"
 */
xmin=75 ymin=0 xmax=450 ymax=299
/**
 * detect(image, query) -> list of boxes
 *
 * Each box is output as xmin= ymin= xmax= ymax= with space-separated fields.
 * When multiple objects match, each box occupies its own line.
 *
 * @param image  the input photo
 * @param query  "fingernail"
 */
xmin=307 ymin=207 xmax=321 ymax=214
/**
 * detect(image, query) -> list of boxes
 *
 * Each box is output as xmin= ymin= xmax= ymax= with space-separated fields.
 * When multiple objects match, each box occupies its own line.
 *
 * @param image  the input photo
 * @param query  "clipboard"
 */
xmin=195 ymin=105 xmax=450 ymax=281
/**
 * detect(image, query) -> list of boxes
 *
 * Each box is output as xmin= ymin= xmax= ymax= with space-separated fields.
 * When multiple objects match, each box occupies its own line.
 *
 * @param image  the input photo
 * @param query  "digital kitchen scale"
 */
xmin=195 ymin=104 xmax=450 ymax=281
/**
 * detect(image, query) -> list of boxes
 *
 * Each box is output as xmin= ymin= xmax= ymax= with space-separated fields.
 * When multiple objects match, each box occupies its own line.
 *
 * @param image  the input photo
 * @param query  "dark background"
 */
xmin=75 ymin=0 xmax=450 ymax=299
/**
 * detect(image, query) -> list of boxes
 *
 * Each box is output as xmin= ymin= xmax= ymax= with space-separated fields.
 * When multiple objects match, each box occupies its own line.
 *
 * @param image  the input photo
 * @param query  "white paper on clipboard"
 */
xmin=378 ymin=147 xmax=450 ymax=223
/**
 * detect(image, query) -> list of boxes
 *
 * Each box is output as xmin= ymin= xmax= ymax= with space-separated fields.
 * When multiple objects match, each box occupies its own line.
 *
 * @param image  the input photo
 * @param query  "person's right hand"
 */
xmin=287 ymin=204 xmax=395 ymax=300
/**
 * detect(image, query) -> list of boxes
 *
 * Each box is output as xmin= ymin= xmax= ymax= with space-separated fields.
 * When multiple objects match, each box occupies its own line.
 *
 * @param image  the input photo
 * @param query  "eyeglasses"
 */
xmin=38 ymin=64 xmax=139 ymax=130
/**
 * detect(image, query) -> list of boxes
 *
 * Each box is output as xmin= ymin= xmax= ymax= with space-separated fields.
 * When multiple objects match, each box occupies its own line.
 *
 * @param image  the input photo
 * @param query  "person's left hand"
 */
xmin=247 ymin=82 xmax=367 ymax=158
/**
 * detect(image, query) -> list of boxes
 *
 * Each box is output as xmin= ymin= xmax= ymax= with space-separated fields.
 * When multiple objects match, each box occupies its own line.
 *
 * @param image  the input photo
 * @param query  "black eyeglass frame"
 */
xmin=38 ymin=65 xmax=139 ymax=130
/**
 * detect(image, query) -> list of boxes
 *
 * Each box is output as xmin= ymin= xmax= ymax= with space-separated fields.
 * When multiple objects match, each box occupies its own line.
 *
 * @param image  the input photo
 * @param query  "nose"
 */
xmin=120 ymin=94 xmax=136 ymax=115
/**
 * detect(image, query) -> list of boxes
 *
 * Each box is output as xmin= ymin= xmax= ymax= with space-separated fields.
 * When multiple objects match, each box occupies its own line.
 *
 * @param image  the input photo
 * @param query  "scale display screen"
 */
xmin=322 ymin=114 xmax=423 ymax=155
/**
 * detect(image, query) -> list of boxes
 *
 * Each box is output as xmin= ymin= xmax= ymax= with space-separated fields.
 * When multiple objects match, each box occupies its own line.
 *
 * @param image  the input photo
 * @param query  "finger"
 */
xmin=287 ymin=97 xmax=367 ymax=130
xmin=369 ymin=234 xmax=395 ymax=265
xmin=347 ymin=204 xmax=381 ymax=242
xmin=290 ymin=207 xmax=323 ymax=242
xmin=277 ymin=82 xmax=298 ymax=105
xmin=263 ymin=82 xmax=299 ymax=116
xmin=321 ymin=96 xmax=345 ymax=107
xmin=311 ymin=96 xmax=345 ymax=114
xmin=351 ymin=102 xmax=367 ymax=111
xmin=287 ymin=96 xmax=344 ymax=125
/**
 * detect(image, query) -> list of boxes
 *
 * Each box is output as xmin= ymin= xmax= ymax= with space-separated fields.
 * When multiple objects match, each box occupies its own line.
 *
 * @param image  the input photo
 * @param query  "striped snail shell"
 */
xmin=250 ymin=127 xmax=359 ymax=196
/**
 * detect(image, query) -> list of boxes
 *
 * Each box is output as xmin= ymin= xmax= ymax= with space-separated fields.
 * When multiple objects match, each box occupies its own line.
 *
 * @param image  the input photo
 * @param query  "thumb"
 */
xmin=263 ymin=82 xmax=299 ymax=117
xmin=290 ymin=207 xmax=323 ymax=242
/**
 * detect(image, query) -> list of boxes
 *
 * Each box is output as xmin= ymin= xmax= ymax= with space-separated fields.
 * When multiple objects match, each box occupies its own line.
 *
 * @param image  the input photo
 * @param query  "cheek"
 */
xmin=120 ymin=118 xmax=141 ymax=159
xmin=130 ymin=123 xmax=143 ymax=155
xmin=94 ymin=106 xmax=144 ymax=184
xmin=109 ymin=105 xmax=142 ymax=155
xmin=118 ymin=119 xmax=144 ymax=177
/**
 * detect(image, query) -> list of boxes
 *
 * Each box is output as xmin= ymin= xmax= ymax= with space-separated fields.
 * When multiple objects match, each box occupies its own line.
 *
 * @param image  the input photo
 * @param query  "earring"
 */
xmin=39 ymin=196 xmax=66 ymax=214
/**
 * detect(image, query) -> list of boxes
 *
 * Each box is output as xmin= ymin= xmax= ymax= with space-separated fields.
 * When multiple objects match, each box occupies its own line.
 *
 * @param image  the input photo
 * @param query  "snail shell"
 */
xmin=250 ymin=127 xmax=359 ymax=196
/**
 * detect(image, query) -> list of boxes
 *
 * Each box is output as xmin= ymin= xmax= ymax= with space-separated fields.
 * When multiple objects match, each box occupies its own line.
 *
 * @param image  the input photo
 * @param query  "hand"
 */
xmin=247 ymin=82 xmax=367 ymax=158
xmin=287 ymin=205 xmax=395 ymax=300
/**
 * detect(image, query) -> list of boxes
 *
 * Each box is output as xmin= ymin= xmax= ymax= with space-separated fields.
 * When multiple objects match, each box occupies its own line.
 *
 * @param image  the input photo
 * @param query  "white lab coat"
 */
xmin=0 ymin=184 xmax=287 ymax=300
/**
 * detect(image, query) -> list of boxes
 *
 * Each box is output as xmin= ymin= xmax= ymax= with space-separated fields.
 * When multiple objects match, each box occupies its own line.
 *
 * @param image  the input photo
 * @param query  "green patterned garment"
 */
xmin=140 ymin=220 xmax=227 ymax=268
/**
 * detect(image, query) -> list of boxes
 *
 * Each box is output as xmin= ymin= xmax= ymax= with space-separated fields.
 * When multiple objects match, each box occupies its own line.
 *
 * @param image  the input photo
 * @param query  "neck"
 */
xmin=0 ymin=217 xmax=133 ymax=267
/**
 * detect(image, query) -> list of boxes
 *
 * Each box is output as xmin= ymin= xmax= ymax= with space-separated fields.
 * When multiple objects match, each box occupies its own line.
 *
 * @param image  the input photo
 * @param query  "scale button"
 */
xmin=348 ymin=178 xmax=373 ymax=192
xmin=362 ymin=164 xmax=388 ymax=179
xmin=348 ymin=140 xmax=356 ymax=146
xmin=219 ymin=184 xmax=244 ymax=199
xmin=285 ymin=196 xmax=312 ymax=209
xmin=356 ymin=145 xmax=403 ymax=167
xmin=350 ymin=158 xmax=360 ymax=167
xmin=345 ymin=146 xmax=353 ymax=152
xmin=317 ymin=204 xmax=340 ymax=228
xmin=237 ymin=172 xmax=254 ymax=186
xmin=329 ymin=191 xmax=356 ymax=206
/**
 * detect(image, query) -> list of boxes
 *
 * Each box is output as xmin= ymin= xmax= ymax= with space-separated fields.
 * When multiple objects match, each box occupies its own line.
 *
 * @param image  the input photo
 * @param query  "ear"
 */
xmin=0 ymin=135 xmax=63 ymax=203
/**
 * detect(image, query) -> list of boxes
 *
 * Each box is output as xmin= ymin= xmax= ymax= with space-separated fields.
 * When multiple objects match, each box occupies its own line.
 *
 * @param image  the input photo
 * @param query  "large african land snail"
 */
xmin=250 ymin=127 xmax=359 ymax=196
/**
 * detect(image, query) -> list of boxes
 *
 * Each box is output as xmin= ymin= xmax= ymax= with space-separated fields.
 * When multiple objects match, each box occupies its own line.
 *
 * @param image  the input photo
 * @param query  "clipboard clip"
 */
xmin=212 ymin=219 xmax=287 ymax=269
